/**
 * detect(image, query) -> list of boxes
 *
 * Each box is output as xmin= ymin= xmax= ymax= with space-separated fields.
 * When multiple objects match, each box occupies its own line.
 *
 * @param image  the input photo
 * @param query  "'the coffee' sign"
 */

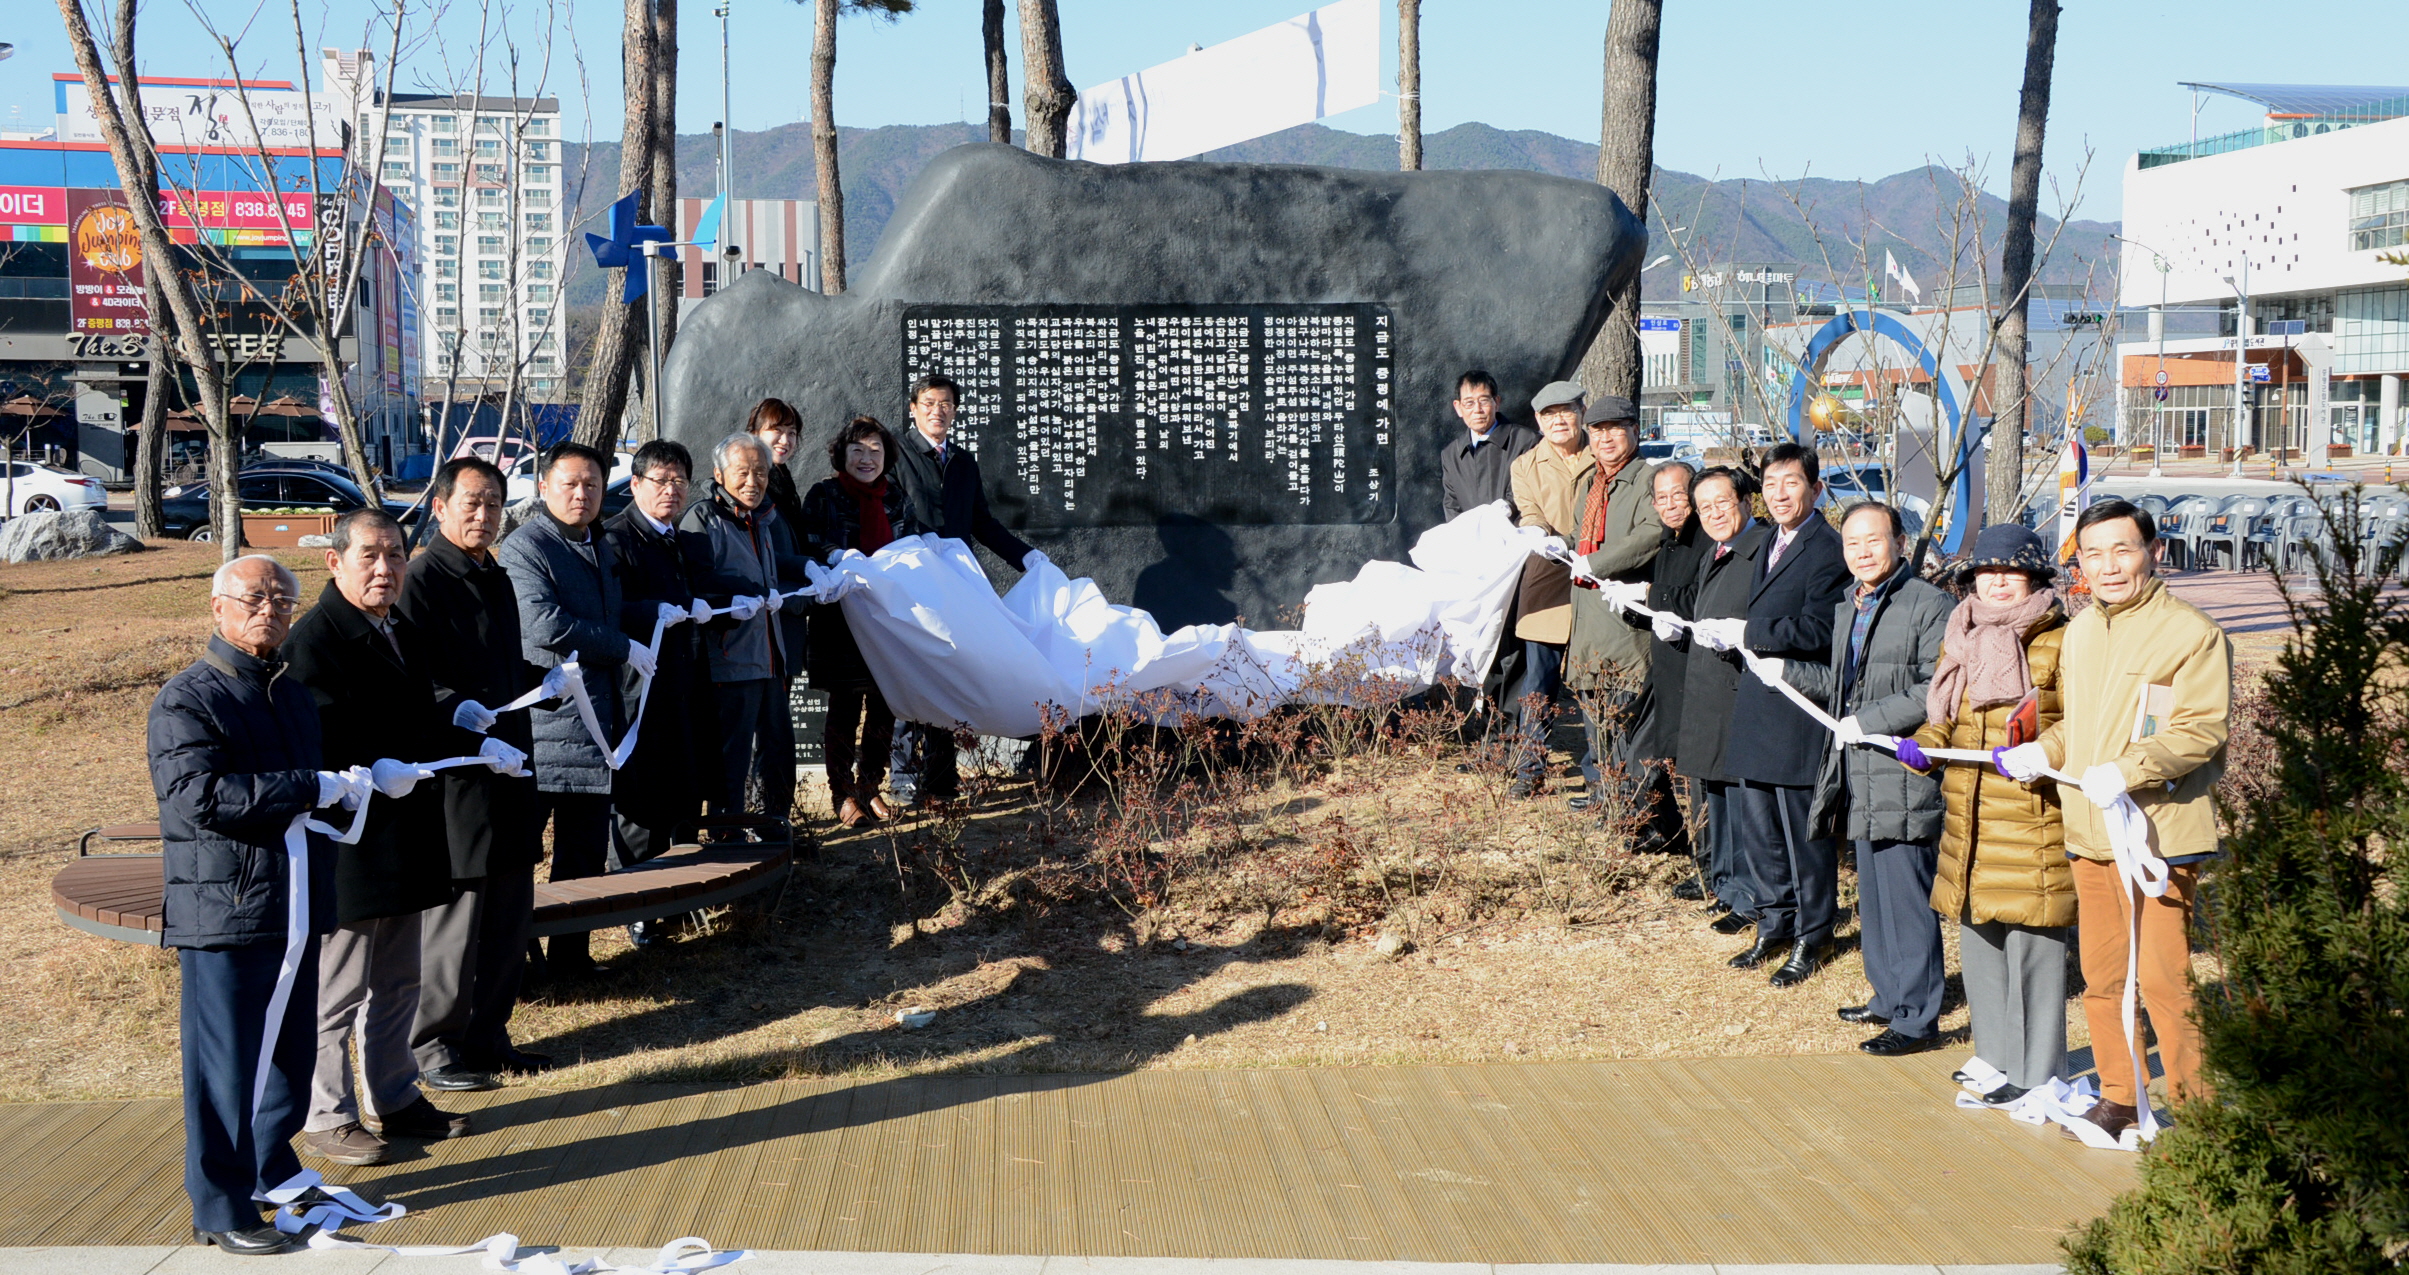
xmin=66 ymin=188 xmax=149 ymax=337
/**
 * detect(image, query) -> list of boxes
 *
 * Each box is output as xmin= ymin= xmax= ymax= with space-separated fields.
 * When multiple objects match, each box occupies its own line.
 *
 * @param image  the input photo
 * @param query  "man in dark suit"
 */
xmin=889 ymin=372 xmax=1045 ymax=803
xmin=1674 ymin=468 xmax=1768 ymax=935
xmin=283 ymin=508 xmax=474 ymax=1165
xmin=604 ymin=439 xmax=708 ymax=869
xmin=399 ymin=457 xmax=552 ymax=1082
xmin=1438 ymin=369 xmax=1539 ymax=523
xmin=1691 ymin=441 xmax=1853 ymax=987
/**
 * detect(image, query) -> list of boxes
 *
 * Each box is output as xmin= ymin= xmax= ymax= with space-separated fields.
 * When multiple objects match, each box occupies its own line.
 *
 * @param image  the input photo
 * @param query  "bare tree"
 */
xmin=1576 ymin=0 xmax=1662 ymax=403
xmin=1018 ymin=0 xmax=1075 ymax=158
xmin=1397 ymin=0 xmax=1421 ymax=171
xmin=109 ymin=0 xmax=170 ymax=538
xmin=1988 ymin=0 xmax=2059 ymax=525
xmin=983 ymin=0 xmax=1011 ymax=145
xmin=56 ymin=0 xmax=242 ymax=555
xmin=577 ymin=0 xmax=660 ymax=448
xmin=650 ymin=0 xmax=680 ymax=353
xmin=811 ymin=0 xmax=845 ymax=294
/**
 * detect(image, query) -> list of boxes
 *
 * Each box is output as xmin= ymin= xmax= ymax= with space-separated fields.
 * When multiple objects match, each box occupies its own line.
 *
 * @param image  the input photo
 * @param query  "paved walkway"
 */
xmin=0 ymin=1054 xmax=2126 ymax=1268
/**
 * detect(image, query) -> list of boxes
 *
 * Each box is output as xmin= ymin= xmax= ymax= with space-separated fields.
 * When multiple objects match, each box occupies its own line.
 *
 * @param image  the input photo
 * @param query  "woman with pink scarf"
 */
xmin=1896 ymin=524 xmax=2072 ymax=1108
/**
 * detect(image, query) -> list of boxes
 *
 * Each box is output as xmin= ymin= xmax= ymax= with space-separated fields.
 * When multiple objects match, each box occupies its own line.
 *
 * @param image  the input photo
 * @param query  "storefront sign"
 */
xmin=57 ymin=75 xmax=341 ymax=153
xmin=66 ymin=188 xmax=149 ymax=336
xmin=159 ymin=187 xmax=317 ymax=246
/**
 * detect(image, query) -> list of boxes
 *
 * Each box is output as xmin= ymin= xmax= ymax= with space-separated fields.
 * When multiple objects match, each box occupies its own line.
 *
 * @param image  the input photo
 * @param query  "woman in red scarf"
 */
xmin=798 ymin=416 xmax=925 ymax=827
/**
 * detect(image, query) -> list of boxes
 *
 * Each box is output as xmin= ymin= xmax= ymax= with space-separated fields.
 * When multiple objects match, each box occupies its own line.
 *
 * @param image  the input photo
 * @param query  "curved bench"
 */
xmin=56 ymin=819 xmax=792 ymax=946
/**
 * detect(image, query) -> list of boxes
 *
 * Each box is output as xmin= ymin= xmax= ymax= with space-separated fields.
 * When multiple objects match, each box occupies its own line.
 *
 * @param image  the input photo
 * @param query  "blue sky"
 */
xmin=7 ymin=0 xmax=2409 ymax=222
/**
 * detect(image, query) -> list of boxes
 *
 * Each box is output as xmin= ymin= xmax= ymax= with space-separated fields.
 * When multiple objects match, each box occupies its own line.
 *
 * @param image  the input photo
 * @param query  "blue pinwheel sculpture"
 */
xmin=585 ymin=190 xmax=671 ymax=303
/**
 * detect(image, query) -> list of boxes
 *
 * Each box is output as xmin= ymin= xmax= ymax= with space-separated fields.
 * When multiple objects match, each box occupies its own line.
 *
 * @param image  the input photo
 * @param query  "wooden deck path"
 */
xmin=0 ymin=1053 xmax=2128 ymax=1266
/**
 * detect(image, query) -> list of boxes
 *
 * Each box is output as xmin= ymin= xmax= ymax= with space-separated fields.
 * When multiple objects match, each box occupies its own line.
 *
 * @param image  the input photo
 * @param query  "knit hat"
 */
xmin=1957 ymin=522 xmax=2057 ymax=582
xmin=1530 ymin=381 xmax=1587 ymax=414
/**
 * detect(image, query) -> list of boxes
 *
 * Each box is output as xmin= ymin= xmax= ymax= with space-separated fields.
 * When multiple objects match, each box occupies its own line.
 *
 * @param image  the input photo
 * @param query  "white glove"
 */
xmin=1834 ymin=715 xmax=1866 ymax=747
xmin=477 ymin=736 xmax=528 ymax=776
xmin=1995 ymin=742 xmax=2051 ymax=782
xmin=1022 ymin=549 xmax=1051 ymax=572
xmin=657 ymin=601 xmax=691 ymax=628
xmin=1651 ymin=611 xmax=1684 ymax=644
xmin=1693 ymin=617 xmax=1748 ymax=652
xmin=688 ymin=597 xmax=713 ymax=625
xmin=370 ymin=757 xmax=427 ymax=800
xmin=2081 ymin=762 xmax=2130 ymax=808
xmin=316 ymin=769 xmax=370 ymax=811
xmin=450 ymin=699 xmax=497 ymax=734
xmin=538 ymin=664 xmax=572 ymax=701
xmin=729 ymin=595 xmax=764 ymax=622
xmin=1602 ymin=581 xmax=1650 ymax=612
xmin=624 ymin=640 xmax=658 ymax=680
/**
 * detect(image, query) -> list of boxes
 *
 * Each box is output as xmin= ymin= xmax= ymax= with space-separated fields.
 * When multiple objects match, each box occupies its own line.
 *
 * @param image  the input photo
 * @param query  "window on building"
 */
xmin=475 ymin=115 xmax=504 ymax=133
xmin=477 ymin=212 xmax=505 ymax=230
xmin=473 ymin=164 xmax=504 ymax=185
xmin=434 ymin=235 xmax=457 ymax=255
xmin=525 ymin=118 xmax=551 ymax=136
xmin=479 ymin=305 xmax=502 ymax=321
xmin=526 ymin=307 xmax=551 ymax=325
xmin=431 ymin=162 xmax=459 ymax=181
xmin=436 ymin=283 xmax=457 ymax=303
xmin=2351 ymin=180 xmax=2409 ymax=252
xmin=2338 ymin=286 xmax=2409 ymax=375
xmin=478 ymin=260 xmax=505 ymax=280
xmin=524 ymin=141 xmax=553 ymax=161
xmin=527 ymin=285 xmax=554 ymax=301
xmin=477 ymin=235 xmax=504 ymax=253
xmin=528 ymin=260 xmax=554 ymax=280
xmin=380 ymin=161 xmax=412 ymax=181
xmin=434 ymin=260 xmax=458 ymax=279
xmin=435 ymin=306 xmax=457 ymax=321
xmin=431 ymin=137 xmax=457 ymax=157
xmin=527 ymin=237 xmax=553 ymax=255
xmin=522 ymin=167 xmax=553 ymax=187
xmin=435 ymin=188 xmax=459 ymax=207
xmin=477 ymin=188 xmax=504 ymax=206
xmin=524 ymin=212 xmax=552 ymax=232
xmin=434 ymin=211 xmax=459 ymax=230
xmin=431 ymin=115 xmax=455 ymax=134
xmin=479 ymin=283 xmax=506 ymax=301
xmin=474 ymin=138 xmax=502 ymax=158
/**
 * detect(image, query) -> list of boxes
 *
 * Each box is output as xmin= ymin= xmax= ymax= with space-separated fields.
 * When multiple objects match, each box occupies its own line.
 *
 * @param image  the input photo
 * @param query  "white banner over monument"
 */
xmin=1064 ymin=0 xmax=1378 ymax=165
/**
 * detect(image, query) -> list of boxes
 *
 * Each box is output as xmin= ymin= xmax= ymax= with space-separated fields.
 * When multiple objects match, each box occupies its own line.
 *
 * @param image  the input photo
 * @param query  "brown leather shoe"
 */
xmin=2065 ymin=1099 xmax=2139 ymax=1143
xmin=370 ymin=1095 xmax=472 ymax=1140
xmin=302 ymin=1122 xmax=388 ymax=1165
xmin=837 ymin=797 xmax=871 ymax=828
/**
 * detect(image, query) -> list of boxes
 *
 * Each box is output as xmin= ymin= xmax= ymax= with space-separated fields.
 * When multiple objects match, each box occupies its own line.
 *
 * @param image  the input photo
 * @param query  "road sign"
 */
xmin=1637 ymin=316 xmax=1681 ymax=332
xmin=2154 ymin=369 xmax=2168 ymax=386
xmin=2154 ymin=387 xmax=2169 ymax=402
xmin=2248 ymin=364 xmax=2272 ymax=383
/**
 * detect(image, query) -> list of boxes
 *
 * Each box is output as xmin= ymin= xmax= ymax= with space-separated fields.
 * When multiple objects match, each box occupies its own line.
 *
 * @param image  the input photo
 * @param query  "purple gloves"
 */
xmin=1895 ymin=737 xmax=1932 ymax=772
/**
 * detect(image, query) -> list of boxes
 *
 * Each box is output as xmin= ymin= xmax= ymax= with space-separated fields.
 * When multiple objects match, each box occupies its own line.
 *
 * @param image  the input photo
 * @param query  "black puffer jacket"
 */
xmin=797 ymin=474 xmax=924 ymax=691
xmin=148 ymin=635 xmax=336 ymax=949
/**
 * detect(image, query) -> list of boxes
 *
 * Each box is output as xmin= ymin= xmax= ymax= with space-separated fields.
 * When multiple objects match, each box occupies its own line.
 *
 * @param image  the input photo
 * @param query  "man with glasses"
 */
xmin=1439 ymin=369 xmax=1538 ymax=523
xmin=500 ymin=442 xmax=650 ymax=983
xmin=151 ymin=554 xmax=370 ymax=1254
xmin=399 ymin=457 xmax=552 ymax=1082
xmin=605 ymin=440 xmax=708 ymax=871
xmin=1675 ymin=468 xmax=1768 ymax=933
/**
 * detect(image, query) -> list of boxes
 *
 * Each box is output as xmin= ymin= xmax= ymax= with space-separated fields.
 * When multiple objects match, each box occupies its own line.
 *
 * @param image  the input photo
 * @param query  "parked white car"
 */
xmin=3 ymin=462 xmax=109 ymax=517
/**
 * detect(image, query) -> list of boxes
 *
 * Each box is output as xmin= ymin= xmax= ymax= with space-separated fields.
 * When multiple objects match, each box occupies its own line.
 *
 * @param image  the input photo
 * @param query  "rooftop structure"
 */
xmin=2139 ymin=81 xmax=2409 ymax=169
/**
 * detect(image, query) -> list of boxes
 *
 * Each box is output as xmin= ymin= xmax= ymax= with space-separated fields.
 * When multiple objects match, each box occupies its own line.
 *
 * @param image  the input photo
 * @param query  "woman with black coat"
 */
xmin=797 ymin=415 xmax=926 ymax=827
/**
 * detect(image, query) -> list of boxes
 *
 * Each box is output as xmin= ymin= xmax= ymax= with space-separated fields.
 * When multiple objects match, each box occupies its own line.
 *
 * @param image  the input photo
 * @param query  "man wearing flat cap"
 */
xmin=1505 ymin=380 xmax=1595 ymax=796
xmin=1563 ymin=396 xmax=1679 ymax=848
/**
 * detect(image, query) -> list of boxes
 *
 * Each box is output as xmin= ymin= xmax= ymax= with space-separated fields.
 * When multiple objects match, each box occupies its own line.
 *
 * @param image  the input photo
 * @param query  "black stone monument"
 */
xmin=660 ymin=143 xmax=1642 ymax=628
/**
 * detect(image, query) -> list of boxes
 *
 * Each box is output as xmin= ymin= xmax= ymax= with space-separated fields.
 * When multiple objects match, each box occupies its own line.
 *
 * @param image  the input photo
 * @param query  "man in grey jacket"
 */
xmin=1782 ymin=501 xmax=1952 ymax=1055
xmin=681 ymin=432 xmax=806 ymax=822
xmin=498 ymin=441 xmax=652 ymax=980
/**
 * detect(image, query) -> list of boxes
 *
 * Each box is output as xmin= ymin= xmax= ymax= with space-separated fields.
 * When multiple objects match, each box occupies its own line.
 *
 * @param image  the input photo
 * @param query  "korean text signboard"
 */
xmin=66 ymin=188 xmax=148 ymax=336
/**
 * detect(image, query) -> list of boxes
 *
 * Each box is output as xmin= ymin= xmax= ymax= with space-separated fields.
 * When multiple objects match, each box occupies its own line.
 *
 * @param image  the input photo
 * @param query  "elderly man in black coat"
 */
xmin=1674 ymin=467 xmax=1769 ymax=934
xmin=500 ymin=441 xmax=649 ymax=980
xmin=1635 ymin=461 xmax=1706 ymax=871
xmin=150 ymin=553 xmax=362 ymax=1254
xmin=605 ymin=439 xmax=710 ymax=865
xmin=284 ymin=509 xmax=478 ymax=1166
xmin=1690 ymin=442 xmax=1854 ymax=988
xmin=400 ymin=457 xmax=552 ymax=1083
xmin=889 ymin=372 xmax=1045 ymax=804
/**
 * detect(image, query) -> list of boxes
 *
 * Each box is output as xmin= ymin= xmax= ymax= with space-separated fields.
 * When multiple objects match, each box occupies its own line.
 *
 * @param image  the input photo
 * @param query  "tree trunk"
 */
xmin=651 ymin=0 xmax=681 ymax=355
xmin=1017 ymin=0 xmax=1075 ymax=158
xmin=576 ymin=0 xmax=660 ymax=449
xmin=812 ymin=0 xmax=846 ymax=294
xmin=1575 ymin=0 xmax=1662 ymax=404
xmin=58 ymin=0 xmax=239 ymax=557
xmin=983 ymin=0 xmax=1012 ymax=144
xmin=1988 ymin=0 xmax=2059 ymax=527
xmin=1397 ymin=0 xmax=1421 ymax=171
xmin=110 ymin=0 xmax=168 ymax=539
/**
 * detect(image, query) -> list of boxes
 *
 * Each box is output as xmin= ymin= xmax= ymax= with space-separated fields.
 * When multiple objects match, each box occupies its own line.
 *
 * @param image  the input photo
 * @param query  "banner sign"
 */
xmin=66 ymin=187 xmax=149 ymax=336
xmin=159 ymin=187 xmax=317 ymax=246
xmin=57 ymin=75 xmax=341 ymax=153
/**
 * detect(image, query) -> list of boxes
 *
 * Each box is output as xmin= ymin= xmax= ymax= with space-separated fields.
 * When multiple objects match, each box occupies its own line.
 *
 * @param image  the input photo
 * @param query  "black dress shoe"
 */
xmin=1709 ymin=910 xmax=1754 ymax=936
xmin=1671 ymin=876 xmax=1705 ymax=901
xmin=1706 ymin=897 xmax=1733 ymax=915
xmin=421 ymin=1064 xmax=499 ymax=1092
xmin=1727 ymin=931 xmax=1792 ymax=969
xmin=1767 ymin=939 xmax=1836 ymax=988
xmin=195 ymin=1225 xmax=294 ymax=1255
xmin=1567 ymin=793 xmax=1598 ymax=812
xmin=1858 ymin=1027 xmax=1939 ymax=1057
xmin=1836 ymin=1004 xmax=1890 ymax=1025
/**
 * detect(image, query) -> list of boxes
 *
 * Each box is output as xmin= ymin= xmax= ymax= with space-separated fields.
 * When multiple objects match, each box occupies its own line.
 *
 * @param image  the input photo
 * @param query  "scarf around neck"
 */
xmin=836 ymin=471 xmax=894 ymax=554
xmin=1926 ymin=588 xmax=2059 ymax=725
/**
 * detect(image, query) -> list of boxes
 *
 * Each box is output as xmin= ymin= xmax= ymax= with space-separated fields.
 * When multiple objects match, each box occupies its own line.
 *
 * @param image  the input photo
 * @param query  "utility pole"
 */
xmin=2224 ymin=255 xmax=2252 ymax=477
xmin=718 ymin=1 xmax=733 ymax=201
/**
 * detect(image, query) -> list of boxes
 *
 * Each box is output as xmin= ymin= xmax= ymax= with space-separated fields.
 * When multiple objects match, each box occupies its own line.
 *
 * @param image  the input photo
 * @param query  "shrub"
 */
xmin=2065 ymin=488 xmax=2409 ymax=1274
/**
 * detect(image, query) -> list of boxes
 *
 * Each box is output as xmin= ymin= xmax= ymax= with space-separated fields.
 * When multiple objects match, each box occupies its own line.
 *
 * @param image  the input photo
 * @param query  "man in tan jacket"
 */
xmin=1505 ymin=380 xmax=1595 ymax=796
xmin=1999 ymin=497 xmax=2230 ymax=1142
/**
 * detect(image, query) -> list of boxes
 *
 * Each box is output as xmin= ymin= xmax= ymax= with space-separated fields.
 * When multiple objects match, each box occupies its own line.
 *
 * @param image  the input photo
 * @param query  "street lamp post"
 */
xmin=2109 ymin=233 xmax=2177 ymax=478
xmin=2221 ymin=254 xmax=2253 ymax=478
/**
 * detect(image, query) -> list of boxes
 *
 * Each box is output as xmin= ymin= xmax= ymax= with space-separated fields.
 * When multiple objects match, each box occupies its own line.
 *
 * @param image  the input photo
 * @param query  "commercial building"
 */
xmin=2116 ymin=81 xmax=2409 ymax=460
xmin=672 ymin=197 xmax=822 ymax=297
xmin=0 ymin=73 xmax=419 ymax=481
xmin=323 ymin=50 xmax=569 ymax=404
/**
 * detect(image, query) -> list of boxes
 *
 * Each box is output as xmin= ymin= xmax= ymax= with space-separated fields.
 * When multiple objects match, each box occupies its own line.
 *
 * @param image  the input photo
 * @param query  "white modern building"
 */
xmin=2117 ymin=81 xmax=2409 ymax=461
xmin=324 ymin=50 xmax=569 ymax=404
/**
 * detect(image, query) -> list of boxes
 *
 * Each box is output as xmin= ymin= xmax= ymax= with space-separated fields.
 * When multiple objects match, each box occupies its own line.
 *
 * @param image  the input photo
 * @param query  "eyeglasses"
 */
xmin=1455 ymin=395 xmax=1497 ymax=407
xmin=634 ymin=472 xmax=690 ymax=489
xmin=216 ymin=591 xmax=299 ymax=615
xmin=1693 ymin=497 xmax=1741 ymax=515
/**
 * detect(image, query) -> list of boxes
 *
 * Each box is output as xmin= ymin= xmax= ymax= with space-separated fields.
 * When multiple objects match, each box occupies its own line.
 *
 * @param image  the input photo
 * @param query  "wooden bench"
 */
xmin=56 ymin=819 xmax=792 ymax=946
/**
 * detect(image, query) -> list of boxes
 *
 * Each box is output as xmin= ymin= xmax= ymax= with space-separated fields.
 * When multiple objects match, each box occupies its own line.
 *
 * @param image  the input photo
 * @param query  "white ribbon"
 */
xmin=1581 ymin=565 xmax=2180 ymax=1147
xmin=261 ymin=1170 xmax=752 ymax=1270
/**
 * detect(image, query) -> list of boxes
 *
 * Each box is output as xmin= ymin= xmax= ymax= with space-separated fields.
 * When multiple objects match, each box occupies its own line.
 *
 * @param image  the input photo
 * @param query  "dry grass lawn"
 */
xmin=2 ymin=542 xmax=2260 ymax=1108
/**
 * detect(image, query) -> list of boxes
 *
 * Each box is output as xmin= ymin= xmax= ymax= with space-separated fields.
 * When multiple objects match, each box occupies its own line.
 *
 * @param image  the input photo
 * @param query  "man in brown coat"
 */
xmin=1504 ymin=380 xmax=1594 ymax=796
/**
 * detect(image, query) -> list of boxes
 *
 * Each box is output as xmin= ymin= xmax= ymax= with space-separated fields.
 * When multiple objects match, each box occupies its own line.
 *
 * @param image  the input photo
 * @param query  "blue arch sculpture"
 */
xmin=1783 ymin=307 xmax=1982 ymax=554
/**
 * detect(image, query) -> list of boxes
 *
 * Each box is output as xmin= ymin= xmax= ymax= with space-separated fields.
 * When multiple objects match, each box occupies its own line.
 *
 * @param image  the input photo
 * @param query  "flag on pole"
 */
xmin=2054 ymin=436 xmax=2090 ymax=564
xmin=1884 ymin=251 xmax=1922 ymax=304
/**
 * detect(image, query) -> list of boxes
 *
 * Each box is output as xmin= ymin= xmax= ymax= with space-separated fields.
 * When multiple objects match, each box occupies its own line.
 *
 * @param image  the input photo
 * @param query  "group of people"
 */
xmin=149 ymin=374 xmax=1045 ymax=1253
xmin=1442 ymin=371 xmax=2231 ymax=1144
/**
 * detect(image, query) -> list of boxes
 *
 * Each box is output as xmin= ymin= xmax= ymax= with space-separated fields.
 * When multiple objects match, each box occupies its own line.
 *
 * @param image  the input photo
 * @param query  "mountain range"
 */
xmin=563 ymin=120 xmax=2119 ymax=309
